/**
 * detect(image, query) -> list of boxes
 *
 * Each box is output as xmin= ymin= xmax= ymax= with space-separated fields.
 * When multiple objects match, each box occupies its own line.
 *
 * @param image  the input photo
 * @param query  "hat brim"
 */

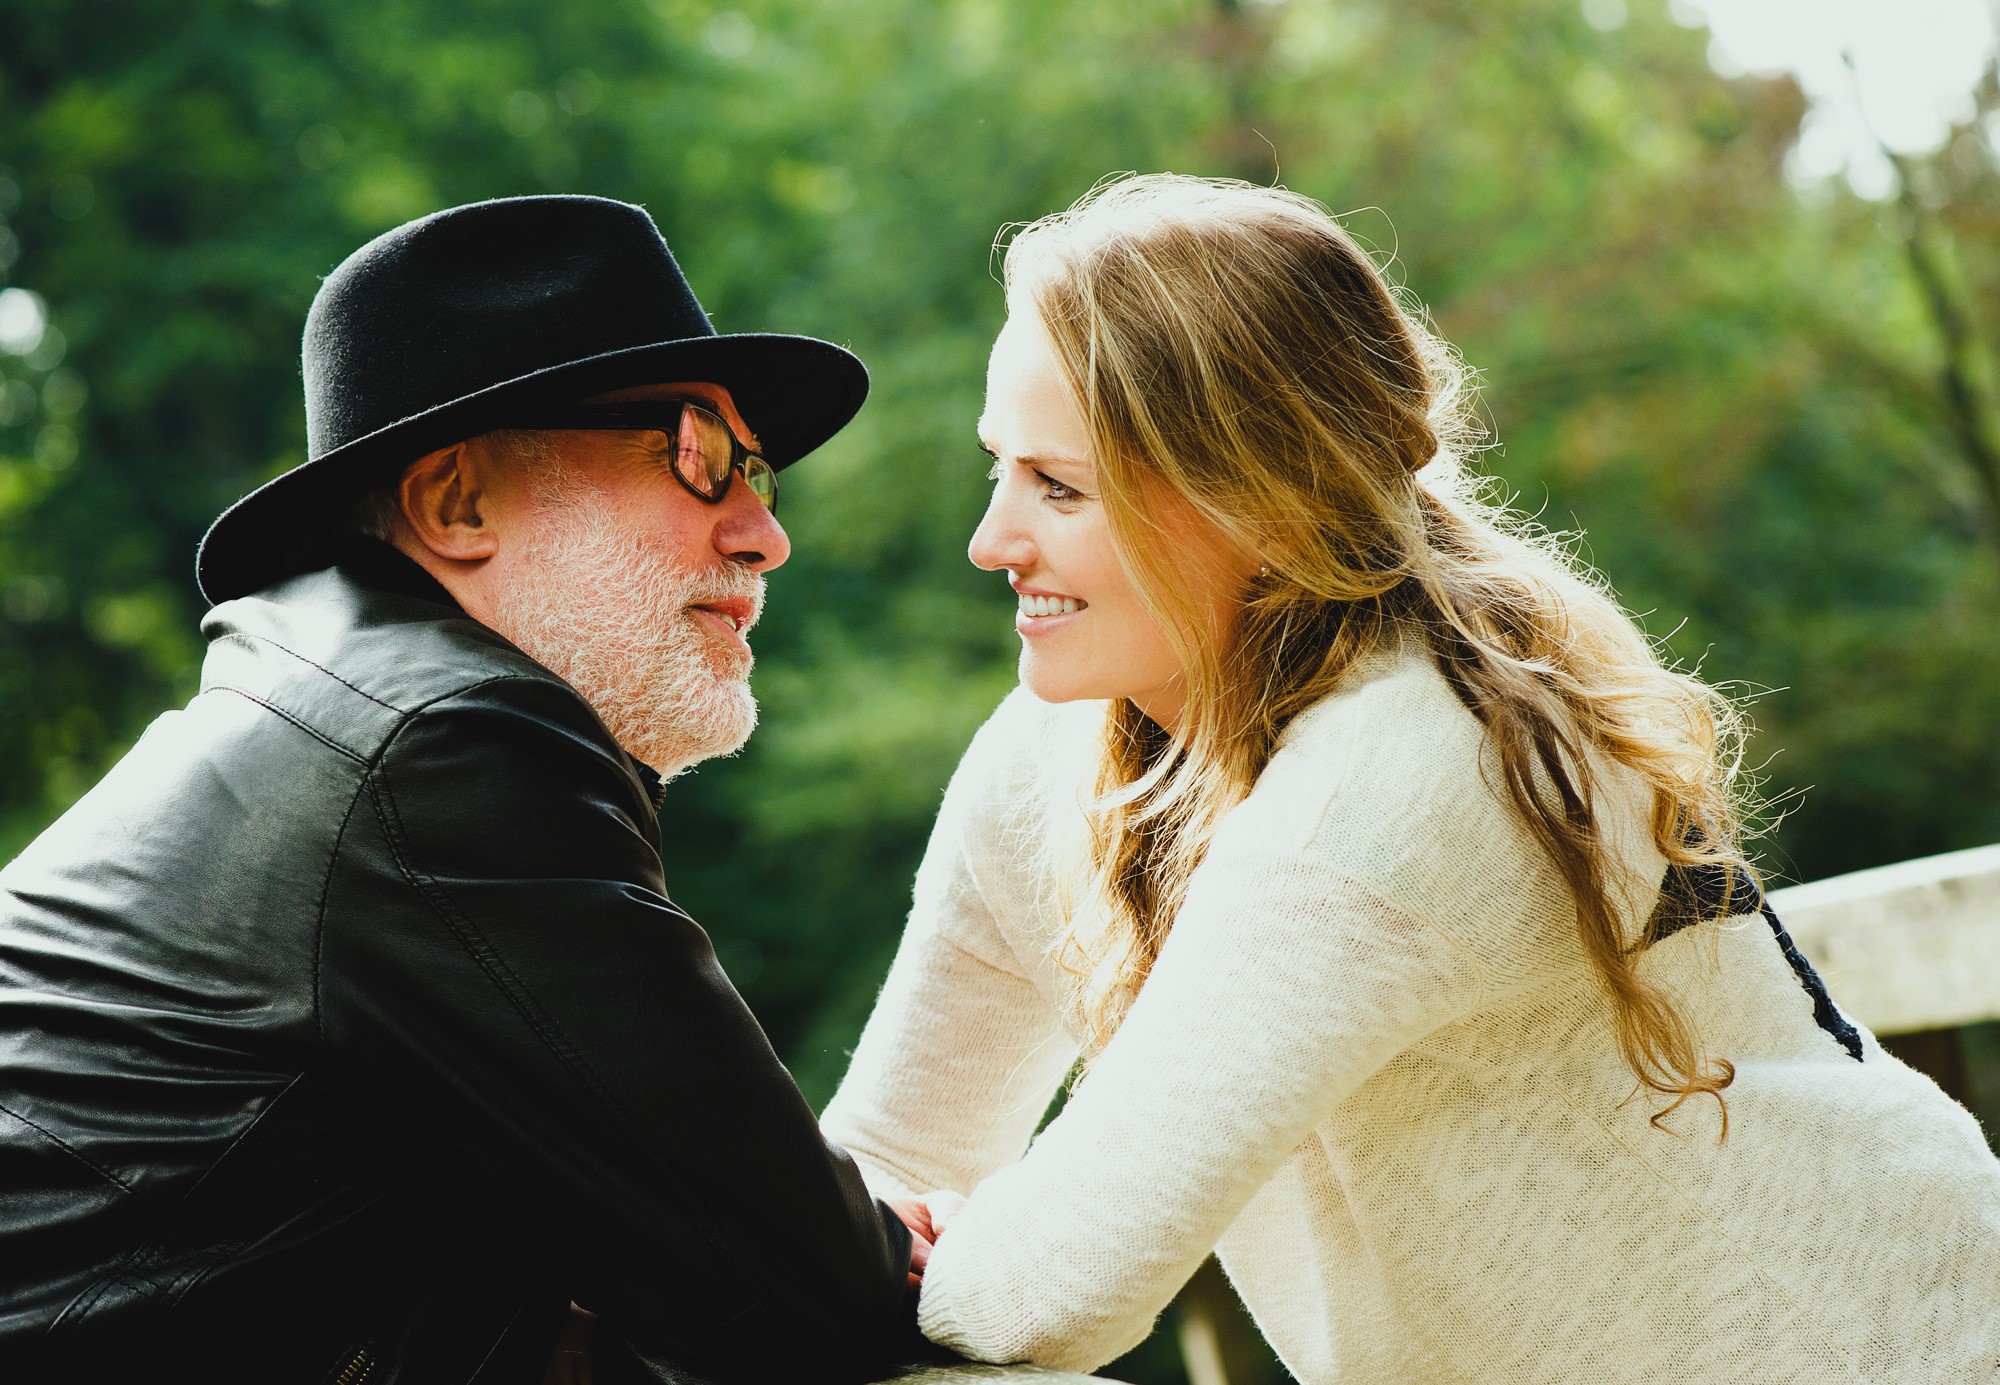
xmin=196 ymin=331 xmax=868 ymax=604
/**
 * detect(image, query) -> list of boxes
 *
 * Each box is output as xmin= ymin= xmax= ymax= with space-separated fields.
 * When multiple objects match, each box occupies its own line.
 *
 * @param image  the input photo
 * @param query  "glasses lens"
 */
xmin=678 ymin=405 xmax=737 ymax=499
xmin=743 ymin=455 xmax=777 ymax=513
xmin=675 ymin=402 xmax=775 ymax=511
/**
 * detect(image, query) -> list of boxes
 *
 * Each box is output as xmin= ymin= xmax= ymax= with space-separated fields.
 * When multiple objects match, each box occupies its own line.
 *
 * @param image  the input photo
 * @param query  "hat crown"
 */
xmin=302 ymin=195 xmax=713 ymax=459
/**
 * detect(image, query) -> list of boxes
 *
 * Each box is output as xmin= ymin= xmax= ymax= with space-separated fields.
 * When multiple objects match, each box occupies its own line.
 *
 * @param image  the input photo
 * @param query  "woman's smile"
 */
xmin=1014 ymin=584 xmax=1087 ymax=634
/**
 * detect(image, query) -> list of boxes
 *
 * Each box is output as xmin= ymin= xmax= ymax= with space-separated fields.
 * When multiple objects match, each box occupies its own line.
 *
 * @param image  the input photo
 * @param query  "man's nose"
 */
xmin=714 ymin=481 xmax=791 ymax=571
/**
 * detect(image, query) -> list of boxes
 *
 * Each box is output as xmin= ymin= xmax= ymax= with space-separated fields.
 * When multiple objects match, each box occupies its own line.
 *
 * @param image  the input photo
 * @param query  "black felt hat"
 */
xmin=196 ymin=194 xmax=868 ymax=603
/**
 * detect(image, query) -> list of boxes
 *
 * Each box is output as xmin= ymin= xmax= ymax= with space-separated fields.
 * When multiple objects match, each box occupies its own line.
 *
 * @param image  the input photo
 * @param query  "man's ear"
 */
xmin=398 ymin=442 xmax=498 ymax=562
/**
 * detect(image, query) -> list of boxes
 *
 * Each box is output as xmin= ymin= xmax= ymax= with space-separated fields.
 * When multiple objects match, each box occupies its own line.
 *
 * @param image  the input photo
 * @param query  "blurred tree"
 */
xmin=3 ymin=2 xmax=1998 ymax=1381
xmin=1868 ymin=56 xmax=2000 ymax=553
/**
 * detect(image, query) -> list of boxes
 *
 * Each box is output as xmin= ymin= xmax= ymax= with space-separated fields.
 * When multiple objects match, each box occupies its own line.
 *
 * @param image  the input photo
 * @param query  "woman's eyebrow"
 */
xmin=1017 ymin=452 xmax=1090 ymax=472
xmin=978 ymin=439 xmax=1091 ymax=471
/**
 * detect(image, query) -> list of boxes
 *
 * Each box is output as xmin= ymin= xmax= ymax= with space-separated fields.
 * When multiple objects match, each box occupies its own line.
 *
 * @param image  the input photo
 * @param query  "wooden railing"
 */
xmin=1773 ymin=840 xmax=2000 ymax=1104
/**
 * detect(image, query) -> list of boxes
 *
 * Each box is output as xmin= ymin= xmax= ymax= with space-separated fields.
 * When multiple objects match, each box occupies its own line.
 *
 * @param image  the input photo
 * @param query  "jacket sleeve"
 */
xmin=317 ymin=674 xmax=913 ymax=1384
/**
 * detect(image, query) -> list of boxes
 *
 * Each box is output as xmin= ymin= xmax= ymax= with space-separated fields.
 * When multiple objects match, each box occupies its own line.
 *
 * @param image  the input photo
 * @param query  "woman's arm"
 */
xmin=911 ymin=847 xmax=1494 ymax=1373
xmin=822 ymin=694 xmax=1079 ymax=1204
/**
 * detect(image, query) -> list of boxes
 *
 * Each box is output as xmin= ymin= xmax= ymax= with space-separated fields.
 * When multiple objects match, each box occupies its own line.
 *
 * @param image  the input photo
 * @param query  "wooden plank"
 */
xmin=1768 ymin=841 xmax=2000 ymax=1035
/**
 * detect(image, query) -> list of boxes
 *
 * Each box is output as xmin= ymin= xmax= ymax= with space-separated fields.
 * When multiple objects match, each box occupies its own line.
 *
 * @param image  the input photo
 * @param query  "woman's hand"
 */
xmin=886 ymin=1197 xmax=937 ymax=1292
xmin=885 ymin=1191 xmax=966 ymax=1293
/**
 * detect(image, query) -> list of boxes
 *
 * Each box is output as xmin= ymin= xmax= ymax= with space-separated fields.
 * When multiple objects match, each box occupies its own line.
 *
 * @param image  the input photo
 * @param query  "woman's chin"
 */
xmin=1019 ymin=654 xmax=1134 ymax=708
xmin=1017 ymin=655 xmax=1095 ymax=706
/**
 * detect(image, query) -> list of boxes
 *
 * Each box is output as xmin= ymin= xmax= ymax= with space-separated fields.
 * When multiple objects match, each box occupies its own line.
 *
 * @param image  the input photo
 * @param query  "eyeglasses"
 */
xmin=506 ymin=400 xmax=777 ymax=514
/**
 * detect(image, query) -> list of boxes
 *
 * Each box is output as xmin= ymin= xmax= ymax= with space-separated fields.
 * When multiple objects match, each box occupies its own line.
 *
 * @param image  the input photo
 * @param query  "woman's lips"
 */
xmin=1013 ymin=589 xmax=1087 ymax=638
xmin=1016 ymin=607 xmax=1083 ymax=637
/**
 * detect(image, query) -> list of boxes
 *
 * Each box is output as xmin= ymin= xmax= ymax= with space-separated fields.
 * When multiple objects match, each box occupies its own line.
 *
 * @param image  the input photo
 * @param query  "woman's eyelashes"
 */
xmin=1036 ymin=469 xmax=1079 ymax=503
xmin=982 ymin=449 xmax=1088 ymax=506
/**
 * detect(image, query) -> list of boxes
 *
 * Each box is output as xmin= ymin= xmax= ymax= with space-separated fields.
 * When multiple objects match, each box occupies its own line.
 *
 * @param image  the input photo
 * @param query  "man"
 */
xmin=0 ymin=196 xmax=927 ymax=1383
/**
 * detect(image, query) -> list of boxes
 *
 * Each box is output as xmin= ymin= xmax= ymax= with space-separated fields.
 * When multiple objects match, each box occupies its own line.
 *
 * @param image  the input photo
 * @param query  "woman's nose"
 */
xmin=968 ymin=489 xmax=1031 ymax=573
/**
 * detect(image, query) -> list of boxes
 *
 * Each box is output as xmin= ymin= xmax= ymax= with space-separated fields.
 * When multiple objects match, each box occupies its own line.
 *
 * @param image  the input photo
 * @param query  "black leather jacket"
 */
xmin=0 ymin=539 xmax=915 ymax=1383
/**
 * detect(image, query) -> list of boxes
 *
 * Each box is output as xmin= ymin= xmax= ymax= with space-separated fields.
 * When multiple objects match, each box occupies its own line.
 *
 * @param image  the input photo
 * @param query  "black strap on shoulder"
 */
xmin=1654 ymin=859 xmax=1864 ymax=1062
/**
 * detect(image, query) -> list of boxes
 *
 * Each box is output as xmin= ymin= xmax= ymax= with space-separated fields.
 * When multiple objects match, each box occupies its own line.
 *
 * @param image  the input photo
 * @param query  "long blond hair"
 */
xmin=1009 ymin=174 xmax=1746 ymax=1124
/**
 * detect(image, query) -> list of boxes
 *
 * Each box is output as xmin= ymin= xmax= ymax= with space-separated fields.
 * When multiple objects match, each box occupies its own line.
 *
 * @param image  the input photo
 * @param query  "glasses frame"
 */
xmin=503 ymin=399 xmax=777 ymax=514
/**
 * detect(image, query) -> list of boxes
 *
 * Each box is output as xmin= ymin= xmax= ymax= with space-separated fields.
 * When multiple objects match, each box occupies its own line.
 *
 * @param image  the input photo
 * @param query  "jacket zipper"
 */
xmin=334 ymin=1347 xmax=374 ymax=1385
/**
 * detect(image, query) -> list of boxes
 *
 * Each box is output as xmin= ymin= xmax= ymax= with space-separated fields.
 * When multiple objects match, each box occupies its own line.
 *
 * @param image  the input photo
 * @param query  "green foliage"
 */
xmin=3 ymin=3 xmax=1998 ymax=1376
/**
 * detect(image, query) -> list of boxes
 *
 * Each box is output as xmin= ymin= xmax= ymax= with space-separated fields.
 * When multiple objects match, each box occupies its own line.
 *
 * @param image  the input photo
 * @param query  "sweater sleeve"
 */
xmin=913 ymin=845 xmax=1495 ymax=1373
xmin=822 ymin=698 xmax=1079 ymax=1204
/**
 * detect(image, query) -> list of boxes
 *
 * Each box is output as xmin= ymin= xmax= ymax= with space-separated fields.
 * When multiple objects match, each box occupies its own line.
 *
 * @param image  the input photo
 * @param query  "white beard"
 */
xmin=488 ymin=471 xmax=764 ymax=782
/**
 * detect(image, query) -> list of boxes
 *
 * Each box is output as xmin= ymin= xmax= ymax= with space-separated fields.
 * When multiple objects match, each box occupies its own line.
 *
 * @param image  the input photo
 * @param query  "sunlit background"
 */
xmin=3 ymin=1 xmax=1997 ymax=1379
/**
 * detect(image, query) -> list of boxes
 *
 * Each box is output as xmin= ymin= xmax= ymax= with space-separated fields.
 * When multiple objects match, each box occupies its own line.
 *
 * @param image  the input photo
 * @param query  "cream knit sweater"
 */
xmin=822 ymin=648 xmax=2000 ymax=1384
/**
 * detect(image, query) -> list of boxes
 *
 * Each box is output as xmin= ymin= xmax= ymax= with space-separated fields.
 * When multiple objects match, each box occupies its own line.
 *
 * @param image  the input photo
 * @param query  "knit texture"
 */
xmin=822 ymin=649 xmax=2000 ymax=1384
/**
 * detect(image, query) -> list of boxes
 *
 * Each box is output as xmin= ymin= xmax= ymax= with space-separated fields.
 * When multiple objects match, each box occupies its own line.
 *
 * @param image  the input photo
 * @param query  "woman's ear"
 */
xmin=397 ymin=442 xmax=499 ymax=563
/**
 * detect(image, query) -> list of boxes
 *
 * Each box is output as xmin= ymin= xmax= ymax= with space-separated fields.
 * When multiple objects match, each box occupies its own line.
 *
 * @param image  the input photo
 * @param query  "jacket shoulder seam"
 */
xmin=203 ymin=684 xmax=370 ymax=765
xmin=385 ymin=674 xmax=645 ymax=798
xmin=210 ymin=629 xmax=406 ymax=713
xmin=382 ymin=671 xmax=588 ymax=731
xmin=311 ymin=775 xmax=374 ymax=1045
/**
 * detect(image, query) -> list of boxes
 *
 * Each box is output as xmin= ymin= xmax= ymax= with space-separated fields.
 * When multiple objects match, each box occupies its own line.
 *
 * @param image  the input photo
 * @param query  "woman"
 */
xmin=822 ymin=175 xmax=2000 ymax=1383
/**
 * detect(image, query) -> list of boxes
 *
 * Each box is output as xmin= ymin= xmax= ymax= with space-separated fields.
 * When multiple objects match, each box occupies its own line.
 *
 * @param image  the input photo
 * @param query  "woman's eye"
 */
xmin=981 ymin=451 xmax=1083 ymax=503
xmin=1037 ymin=471 xmax=1076 ymax=502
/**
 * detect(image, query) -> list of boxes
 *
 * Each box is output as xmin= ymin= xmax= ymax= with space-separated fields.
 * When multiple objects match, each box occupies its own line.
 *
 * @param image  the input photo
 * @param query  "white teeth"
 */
xmin=1017 ymin=594 xmax=1083 ymax=617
